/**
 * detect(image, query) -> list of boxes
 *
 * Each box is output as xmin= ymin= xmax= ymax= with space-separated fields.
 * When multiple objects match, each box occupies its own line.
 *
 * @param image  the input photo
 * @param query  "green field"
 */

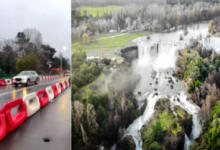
xmin=74 ymin=5 xmax=123 ymax=17
xmin=72 ymin=31 xmax=149 ymax=52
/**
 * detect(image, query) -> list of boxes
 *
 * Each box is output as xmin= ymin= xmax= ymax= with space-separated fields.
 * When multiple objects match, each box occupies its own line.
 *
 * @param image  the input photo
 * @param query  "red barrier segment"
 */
xmin=0 ymin=79 xmax=6 ymax=86
xmin=59 ymin=82 xmax=64 ymax=92
xmin=51 ymin=85 xmax=58 ymax=98
xmin=64 ymin=81 xmax=68 ymax=87
xmin=0 ymin=98 xmax=27 ymax=132
xmin=36 ymin=89 xmax=49 ymax=108
xmin=0 ymin=114 xmax=7 ymax=142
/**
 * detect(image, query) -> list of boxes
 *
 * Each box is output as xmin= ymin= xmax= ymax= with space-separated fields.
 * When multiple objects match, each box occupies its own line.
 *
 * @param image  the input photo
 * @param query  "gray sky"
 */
xmin=0 ymin=0 xmax=71 ymax=59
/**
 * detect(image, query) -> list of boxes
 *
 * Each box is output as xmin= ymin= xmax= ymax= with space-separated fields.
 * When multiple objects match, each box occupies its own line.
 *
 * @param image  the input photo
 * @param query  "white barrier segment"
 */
xmin=56 ymin=83 xmax=61 ymax=94
xmin=62 ymin=81 xmax=66 ymax=89
xmin=46 ymin=86 xmax=54 ymax=102
xmin=5 ymin=79 xmax=12 ymax=85
xmin=23 ymin=92 xmax=40 ymax=117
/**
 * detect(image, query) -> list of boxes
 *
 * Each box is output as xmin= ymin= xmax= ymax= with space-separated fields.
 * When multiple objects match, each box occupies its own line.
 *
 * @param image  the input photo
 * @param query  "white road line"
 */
xmin=0 ymin=77 xmax=69 ymax=97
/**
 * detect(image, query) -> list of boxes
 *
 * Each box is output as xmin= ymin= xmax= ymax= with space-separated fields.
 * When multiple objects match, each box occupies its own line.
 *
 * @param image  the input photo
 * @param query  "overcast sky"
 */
xmin=0 ymin=0 xmax=71 ymax=59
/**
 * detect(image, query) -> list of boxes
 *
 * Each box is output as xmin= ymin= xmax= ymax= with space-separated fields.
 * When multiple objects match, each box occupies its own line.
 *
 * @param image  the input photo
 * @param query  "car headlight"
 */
xmin=23 ymin=79 xmax=27 ymax=82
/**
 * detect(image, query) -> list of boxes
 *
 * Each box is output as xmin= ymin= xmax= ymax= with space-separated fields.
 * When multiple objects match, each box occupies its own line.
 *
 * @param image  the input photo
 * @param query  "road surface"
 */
xmin=0 ymin=77 xmax=71 ymax=150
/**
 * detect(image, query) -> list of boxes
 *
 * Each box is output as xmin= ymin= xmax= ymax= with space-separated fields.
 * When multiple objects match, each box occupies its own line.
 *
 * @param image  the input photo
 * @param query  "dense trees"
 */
xmin=72 ymin=2 xmax=220 ymax=41
xmin=0 ymin=28 xmax=70 ymax=74
xmin=16 ymin=55 xmax=40 ymax=73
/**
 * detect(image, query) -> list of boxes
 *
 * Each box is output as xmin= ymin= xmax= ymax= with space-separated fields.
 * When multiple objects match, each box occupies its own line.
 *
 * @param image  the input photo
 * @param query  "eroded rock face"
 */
xmin=163 ymin=130 xmax=185 ymax=150
xmin=174 ymin=106 xmax=192 ymax=137
xmin=73 ymin=101 xmax=85 ymax=134
xmin=116 ymin=135 xmax=135 ymax=150
xmin=87 ymin=103 xmax=99 ymax=134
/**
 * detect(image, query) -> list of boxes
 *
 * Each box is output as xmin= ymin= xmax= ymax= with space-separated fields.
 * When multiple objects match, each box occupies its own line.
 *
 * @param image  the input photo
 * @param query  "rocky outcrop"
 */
xmin=116 ymin=135 xmax=136 ymax=150
xmin=141 ymin=99 xmax=192 ymax=150
xmin=73 ymin=101 xmax=85 ymax=134
xmin=174 ymin=106 xmax=192 ymax=137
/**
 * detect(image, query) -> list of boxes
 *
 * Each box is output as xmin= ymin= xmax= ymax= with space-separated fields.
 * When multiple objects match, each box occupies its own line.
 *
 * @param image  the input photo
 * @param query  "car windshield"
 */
xmin=18 ymin=71 xmax=29 ymax=75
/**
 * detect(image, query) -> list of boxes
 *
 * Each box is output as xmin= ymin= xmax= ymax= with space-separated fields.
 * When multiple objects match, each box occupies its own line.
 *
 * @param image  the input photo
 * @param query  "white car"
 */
xmin=13 ymin=71 xmax=39 ymax=87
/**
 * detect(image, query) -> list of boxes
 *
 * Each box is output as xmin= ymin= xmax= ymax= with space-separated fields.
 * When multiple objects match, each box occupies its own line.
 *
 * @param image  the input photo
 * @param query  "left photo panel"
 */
xmin=0 ymin=0 xmax=71 ymax=150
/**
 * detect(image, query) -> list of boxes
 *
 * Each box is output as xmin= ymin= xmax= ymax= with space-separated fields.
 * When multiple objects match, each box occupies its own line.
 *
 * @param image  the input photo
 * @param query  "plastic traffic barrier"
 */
xmin=0 ymin=98 xmax=27 ymax=132
xmin=45 ymin=86 xmax=54 ymax=102
xmin=62 ymin=81 xmax=66 ymax=89
xmin=56 ymin=83 xmax=61 ymax=94
xmin=0 ymin=79 xmax=6 ymax=86
xmin=51 ymin=85 xmax=58 ymax=98
xmin=23 ymin=93 xmax=40 ymax=117
xmin=5 ymin=79 xmax=12 ymax=85
xmin=64 ymin=81 xmax=69 ymax=87
xmin=59 ymin=82 xmax=64 ymax=92
xmin=0 ymin=114 xmax=7 ymax=142
xmin=36 ymin=89 xmax=49 ymax=108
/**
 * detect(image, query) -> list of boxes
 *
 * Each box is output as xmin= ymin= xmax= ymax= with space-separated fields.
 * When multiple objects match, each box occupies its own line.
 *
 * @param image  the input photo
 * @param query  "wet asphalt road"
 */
xmin=0 ymin=77 xmax=71 ymax=150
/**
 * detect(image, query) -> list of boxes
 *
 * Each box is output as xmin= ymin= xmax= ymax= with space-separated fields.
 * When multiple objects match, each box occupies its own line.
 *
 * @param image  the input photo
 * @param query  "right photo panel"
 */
xmin=72 ymin=0 xmax=220 ymax=150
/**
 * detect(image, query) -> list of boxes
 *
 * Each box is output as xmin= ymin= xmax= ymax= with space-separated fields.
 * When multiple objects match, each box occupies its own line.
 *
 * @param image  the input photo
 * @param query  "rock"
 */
xmin=177 ymin=98 xmax=180 ymax=102
xmin=116 ymin=135 xmax=135 ymax=150
xmin=154 ymin=88 xmax=157 ymax=91
xmin=174 ymin=106 xmax=192 ymax=137
xmin=138 ymin=91 xmax=141 ymax=95
xmin=155 ymin=81 xmax=158 ymax=84
xmin=155 ymin=93 xmax=158 ymax=96
xmin=149 ymin=83 xmax=152 ymax=85
xmin=176 ymin=80 xmax=178 ymax=82
xmin=174 ymin=99 xmax=176 ymax=101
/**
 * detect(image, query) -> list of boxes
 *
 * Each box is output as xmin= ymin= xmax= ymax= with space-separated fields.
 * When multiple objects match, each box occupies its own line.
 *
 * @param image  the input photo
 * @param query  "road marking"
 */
xmin=0 ymin=77 xmax=69 ymax=97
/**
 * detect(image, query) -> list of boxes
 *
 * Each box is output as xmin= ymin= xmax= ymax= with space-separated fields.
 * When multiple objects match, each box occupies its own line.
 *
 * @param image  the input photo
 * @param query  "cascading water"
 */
xmin=202 ymin=37 xmax=220 ymax=54
xmin=123 ymin=40 xmax=202 ymax=150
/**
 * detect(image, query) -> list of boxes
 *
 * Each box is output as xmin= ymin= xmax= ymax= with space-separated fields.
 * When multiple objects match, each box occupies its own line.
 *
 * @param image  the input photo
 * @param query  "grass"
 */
xmin=74 ymin=5 xmax=123 ymax=17
xmin=72 ymin=31 xmax=149 ymax=52
xmin=181 ymin=49 xmax=198 ymax=57
xmin=79 ymin=73 xmax=104 ymax=92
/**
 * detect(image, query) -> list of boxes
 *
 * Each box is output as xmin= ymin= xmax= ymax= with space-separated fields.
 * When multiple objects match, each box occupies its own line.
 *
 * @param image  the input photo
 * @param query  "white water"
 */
xmin=124 ymin=24 xmax=209 ymax=149
xmin=125 ymin=93 xmax=161 ymax=149
xmin=202 ymin=37 xmax=220 ymax=54
xmin=170 ymin=92 xmax=202 ymax=150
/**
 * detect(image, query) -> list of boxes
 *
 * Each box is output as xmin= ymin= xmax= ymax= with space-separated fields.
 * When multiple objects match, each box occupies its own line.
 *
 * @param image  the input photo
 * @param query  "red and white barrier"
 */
xmin=36 ymin=89 xmax=49 ymax=108
xmin=51 ymin=85 xmax=58 ymax=98
xmin=0 ymin=98 xmax=27 ymax=132
xmin=46 ymin=86 xmax=54 ymax=102
xmin=0 ymin=79 xmax=69 ymax=142
xmin=23 ymin=93 xmax=40 ymax=117
xmin=0 ymin=75 xmax=64 ymax=86
xmin=56 ymin=83 xmax=61 ymax=94
xmin=0 ymin=114 xmax=6 ymax=142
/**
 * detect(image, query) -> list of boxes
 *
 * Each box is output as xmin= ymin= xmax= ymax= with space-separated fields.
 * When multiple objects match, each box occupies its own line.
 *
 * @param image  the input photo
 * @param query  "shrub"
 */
xmin=172 ymin=121 xmax=177 ymax=128
xmin=149 ymin=142 xmax=162 ymax=150
xmin=195 ymin=80 xmax=201 ymax=87
xmin=153 ymin=121 xmax=163 ymax=141
xmin=187 ymin=50 xmax=191 ymax=53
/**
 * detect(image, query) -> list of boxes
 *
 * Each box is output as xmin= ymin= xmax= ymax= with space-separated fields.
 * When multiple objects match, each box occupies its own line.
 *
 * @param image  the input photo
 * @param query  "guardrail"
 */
xmin=0 ymin=75 xmax=62 ymax=86
xmin=0 ymin=74 xmax=60 ymax=79
xmin=0 ymin=79 xmax=70 ymax=141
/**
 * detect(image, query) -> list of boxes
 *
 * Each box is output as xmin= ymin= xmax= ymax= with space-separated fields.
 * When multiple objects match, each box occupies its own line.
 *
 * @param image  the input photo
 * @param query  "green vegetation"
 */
xmin=72 ymin=31 xmax=149 ymax=52
xmin=16 ymin=55 xmax=40 ymax=72
xmin=153 ymin=121 xmax=163 ymax=141
xmin=74 ymin=5 xmax=123 ymax=17
xmin=149 ymin=142 xmax=162 ymax=150
xmin=142 ymin=99 xmax=185 ymax=150
xmin=187 ymin=49 xmax=191 ymax=53
xmin=203 ymin=101 xmax=220 ymax=150
xmin=72 ymin=52 xmax=101 ymax=95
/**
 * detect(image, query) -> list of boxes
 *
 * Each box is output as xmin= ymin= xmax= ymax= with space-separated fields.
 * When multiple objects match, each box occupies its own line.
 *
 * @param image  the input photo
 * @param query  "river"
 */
xmin=122 ymin=22 xmax=219 ymax=150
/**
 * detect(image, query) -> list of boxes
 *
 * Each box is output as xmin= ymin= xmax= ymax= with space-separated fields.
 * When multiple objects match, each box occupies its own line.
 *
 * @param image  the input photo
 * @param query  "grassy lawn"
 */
xmin=74 ymin=5 xmax=123 ymax=17
xmin=72 ymin=31 xmax=149 ymax=52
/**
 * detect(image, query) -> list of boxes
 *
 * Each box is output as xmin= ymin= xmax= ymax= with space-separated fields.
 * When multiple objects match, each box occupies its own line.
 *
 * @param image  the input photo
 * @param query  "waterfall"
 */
xmin=138 ymin=42 xmax=178 ymax=71
xmin=202 ymin=37 xmax=220 ymax=54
